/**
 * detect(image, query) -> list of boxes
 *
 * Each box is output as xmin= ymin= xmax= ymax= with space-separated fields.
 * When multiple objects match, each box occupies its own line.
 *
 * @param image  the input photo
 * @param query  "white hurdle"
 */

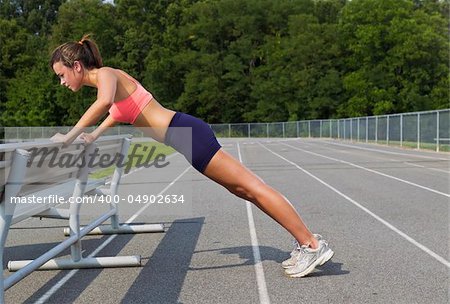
xmin=0 ymin=135 xmax=164 ymax=303
xmin=63 ymin=136 xmax=164 ymax=237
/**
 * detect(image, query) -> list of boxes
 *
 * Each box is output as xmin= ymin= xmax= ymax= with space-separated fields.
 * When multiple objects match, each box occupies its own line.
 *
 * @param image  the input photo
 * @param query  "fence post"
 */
xmin=400 ymin=114 xmax=403 ymax=147
xmin=338 ymin=120 xmax=340 ymax=139
xmin=329 ymin=120 xmax=332 ymax=138
xmin=366 ymin=117 xmax=368 ymax=142
xmin=296 ymin=121 xmax=299 ymax=138
xmin=417 ymin=113 xmax=420 ymax=149
xmin=319 ymin=120 xmax=322 ymax=138
xmin=436 ymin=111 xmax=440 ymax=152
xmin=228 ymin=124 xmax=231 ymax=138
xmin=357 ymin=118 xmax=360 ymax=141
xmin=387 ymin=115 xmax=390 ymax=146
xmin=350 ymin=119 xmax=353 ymax=141
xmin=375 ymin=116 xmax=378 ymax=143
xmin=343 ymin=120 xmax=346 ymax=140
xmin=308 ymin=121 xmax=311 ymax=138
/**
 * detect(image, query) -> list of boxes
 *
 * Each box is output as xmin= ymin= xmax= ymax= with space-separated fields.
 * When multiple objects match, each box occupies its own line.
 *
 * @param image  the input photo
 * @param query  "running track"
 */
xmin=4 ymin=138 xmax=449 ymax=304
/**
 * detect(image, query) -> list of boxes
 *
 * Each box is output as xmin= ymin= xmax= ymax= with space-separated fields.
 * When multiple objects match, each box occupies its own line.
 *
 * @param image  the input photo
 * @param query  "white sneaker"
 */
xmin=281 ymin=234 xmax=323 ymax=269
xmin=284 ymin=239 xmax=334 ymax=278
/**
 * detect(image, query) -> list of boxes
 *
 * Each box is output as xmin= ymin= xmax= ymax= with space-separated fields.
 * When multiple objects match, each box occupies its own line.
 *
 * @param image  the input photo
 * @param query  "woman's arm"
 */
xmin=79 ymin=115 xmax=118 ymax=144
xmin=55 ymin=69 xmax=118 ymax=145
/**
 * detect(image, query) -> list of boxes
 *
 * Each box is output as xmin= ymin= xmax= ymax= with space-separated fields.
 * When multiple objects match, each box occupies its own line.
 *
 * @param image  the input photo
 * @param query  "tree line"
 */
xmin=0 ymin=0 xmax=448 ymax=127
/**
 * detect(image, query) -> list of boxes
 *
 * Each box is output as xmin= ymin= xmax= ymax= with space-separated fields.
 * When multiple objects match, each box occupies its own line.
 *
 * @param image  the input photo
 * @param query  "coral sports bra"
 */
xmin=108 ymin=72 xmax=153 ymax=124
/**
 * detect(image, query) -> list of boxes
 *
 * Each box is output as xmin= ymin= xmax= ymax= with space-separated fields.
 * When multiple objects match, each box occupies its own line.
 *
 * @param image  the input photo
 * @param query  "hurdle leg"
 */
xmin=7 ymin=208 xmax=141 ymax=272
xmin=1 ymin=149 xmax=30 ymax=298
xmin=73 ymin=137 xmax=165 ymax=236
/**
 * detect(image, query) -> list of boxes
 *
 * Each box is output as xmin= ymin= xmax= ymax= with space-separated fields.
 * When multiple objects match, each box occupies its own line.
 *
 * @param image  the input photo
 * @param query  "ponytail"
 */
xmin=50 ymin=34 xmax=103 ymax=69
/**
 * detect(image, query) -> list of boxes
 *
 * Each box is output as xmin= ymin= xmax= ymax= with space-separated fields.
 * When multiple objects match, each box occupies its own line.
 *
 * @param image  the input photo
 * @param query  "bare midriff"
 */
xmin=132 ymin=98 xmax=176 ymax=143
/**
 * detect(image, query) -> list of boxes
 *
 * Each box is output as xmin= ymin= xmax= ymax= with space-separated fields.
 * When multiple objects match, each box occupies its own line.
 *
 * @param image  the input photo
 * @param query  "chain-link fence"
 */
xmin=2 ymin=109 xmax=449 ymax=152
xmin=211 ymin=109 xmax=449 ymax=152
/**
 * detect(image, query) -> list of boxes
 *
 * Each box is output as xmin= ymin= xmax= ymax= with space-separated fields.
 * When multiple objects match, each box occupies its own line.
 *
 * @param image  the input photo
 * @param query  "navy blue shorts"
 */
xmin=164 ymin=112 xmax=222 ymax=173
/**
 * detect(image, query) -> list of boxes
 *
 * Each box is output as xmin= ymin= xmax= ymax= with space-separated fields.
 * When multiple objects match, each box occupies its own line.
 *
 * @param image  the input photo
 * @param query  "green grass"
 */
xmin=89 ymin=141 xmax=175 ymax=179
xmin=367 ymin=140 xmax=450 ymax=152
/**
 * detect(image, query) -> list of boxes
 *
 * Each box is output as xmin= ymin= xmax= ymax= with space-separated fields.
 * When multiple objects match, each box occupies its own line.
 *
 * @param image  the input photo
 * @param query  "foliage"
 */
xmin=0 ymin=0 xmax=448 ymax=127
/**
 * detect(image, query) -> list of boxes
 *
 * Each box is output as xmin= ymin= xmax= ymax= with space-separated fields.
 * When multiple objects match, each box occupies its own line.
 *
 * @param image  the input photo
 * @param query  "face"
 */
xmin=52 ymin=61 xmax=84 ymax=92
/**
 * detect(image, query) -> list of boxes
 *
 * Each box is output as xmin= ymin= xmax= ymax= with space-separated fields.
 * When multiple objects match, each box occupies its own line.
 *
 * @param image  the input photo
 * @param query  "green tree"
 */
xmin=156 ymin=0 xmax=317 ymax=123
xmin=1 ymin=0 xmax=448 ymax=127
xmin=2 ymin=59 xmax=59 ymax=126
xmin=0 ymin=18 xmax=34 ymax=126
xmin=338 ymin=0 xmax=449 ymax=116
xmin=0 ymin=1 xmax=66 ymax=127
xmin=0 ymin=0 xmax=63 ymax=36
xmin=248 ymin=0 xmax=344 ymax=122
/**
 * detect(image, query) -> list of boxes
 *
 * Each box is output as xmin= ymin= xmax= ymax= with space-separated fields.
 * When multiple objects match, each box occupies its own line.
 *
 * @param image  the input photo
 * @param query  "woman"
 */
xmin=50 ymin=35 xmax=333 ymax=278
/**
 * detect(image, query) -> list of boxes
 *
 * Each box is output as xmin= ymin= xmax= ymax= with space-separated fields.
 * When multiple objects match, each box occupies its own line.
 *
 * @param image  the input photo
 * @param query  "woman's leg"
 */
xmin=203 ymin=148 xmax=319 ymax=249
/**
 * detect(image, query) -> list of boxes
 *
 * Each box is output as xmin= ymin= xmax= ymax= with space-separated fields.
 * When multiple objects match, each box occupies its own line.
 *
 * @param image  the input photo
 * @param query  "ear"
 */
xmin=73 ymin=61 xmax=83 ymax=72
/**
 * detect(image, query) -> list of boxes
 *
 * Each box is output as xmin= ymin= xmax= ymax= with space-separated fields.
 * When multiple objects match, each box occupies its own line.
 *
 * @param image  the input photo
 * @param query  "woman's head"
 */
xmin=50 ymin=34 xmax=103 ymax=91
xmin=50 ymin=34 xmax=103 ymax=69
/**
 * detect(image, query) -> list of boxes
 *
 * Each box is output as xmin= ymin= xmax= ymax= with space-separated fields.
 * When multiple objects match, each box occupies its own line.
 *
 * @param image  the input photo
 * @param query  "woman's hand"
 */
xmin=78 ymin=132 xmax=97 ymax=145
xmin=51 ymin=131 xmax=94 ymax=147
xmin=50 ymin=133 xmax=69 ymax=145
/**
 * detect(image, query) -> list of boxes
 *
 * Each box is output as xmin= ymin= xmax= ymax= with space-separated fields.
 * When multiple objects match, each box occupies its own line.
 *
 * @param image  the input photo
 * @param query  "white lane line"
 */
xmin=34 ymin=154 xmax=189 ymax=304
xmin=317 ymin=140 xmax=450 ymax=161
xmin=404 ymin=161 xmax=450 ymax=174
xmin=125 ymin=166 xmax=191 ymax=224
xmin=301 ymin=139 xmax=450 ymax=174
xmin=281 ymin=143 xmax=450 ymax=198
xmin=259 ymin=142 xmax=450 ymax=269
xmin=237 ymin=142 xmax=271 ymax=304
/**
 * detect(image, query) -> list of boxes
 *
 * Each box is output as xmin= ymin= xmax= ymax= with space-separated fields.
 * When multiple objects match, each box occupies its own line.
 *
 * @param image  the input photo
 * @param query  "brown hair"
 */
xmin=50 ymin=34 xmax=103 ymax=69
